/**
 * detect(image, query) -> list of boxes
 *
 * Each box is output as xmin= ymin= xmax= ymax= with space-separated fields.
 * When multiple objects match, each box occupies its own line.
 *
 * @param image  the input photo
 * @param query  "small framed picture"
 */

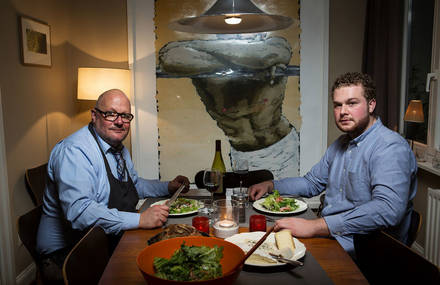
xmin=19 ymin=16 xmax=52 ymax=67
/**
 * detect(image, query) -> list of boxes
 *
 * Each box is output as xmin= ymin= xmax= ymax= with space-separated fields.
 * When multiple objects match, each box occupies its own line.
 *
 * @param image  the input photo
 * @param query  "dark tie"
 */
xmin=111 ymin=148 xmax=126 ymax=181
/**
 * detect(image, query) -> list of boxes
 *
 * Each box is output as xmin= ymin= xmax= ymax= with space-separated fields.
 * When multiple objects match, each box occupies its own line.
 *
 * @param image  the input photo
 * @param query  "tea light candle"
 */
xmin=213 ymin=220 xmax=239 ymax=238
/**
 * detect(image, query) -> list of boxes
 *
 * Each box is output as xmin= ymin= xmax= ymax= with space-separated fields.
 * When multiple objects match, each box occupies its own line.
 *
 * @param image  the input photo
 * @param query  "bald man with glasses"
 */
xmin=36 ymin=89 xmax=189 ymax=282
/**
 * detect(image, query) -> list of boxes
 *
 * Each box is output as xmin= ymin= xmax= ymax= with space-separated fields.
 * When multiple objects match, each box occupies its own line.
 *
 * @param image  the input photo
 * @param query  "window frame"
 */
xmin=400 ymin=0 xmax=440 ymax=154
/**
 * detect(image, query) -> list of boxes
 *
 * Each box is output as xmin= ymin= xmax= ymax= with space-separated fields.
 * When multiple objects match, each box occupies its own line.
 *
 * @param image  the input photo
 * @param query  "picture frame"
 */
xmin=19 ymin=16 xmax=52 ymax=67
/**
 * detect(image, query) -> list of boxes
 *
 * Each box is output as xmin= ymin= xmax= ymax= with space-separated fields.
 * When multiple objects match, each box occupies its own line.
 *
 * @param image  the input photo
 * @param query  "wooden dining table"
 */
xmin=98 ymin=196 xmax=368 ymax=285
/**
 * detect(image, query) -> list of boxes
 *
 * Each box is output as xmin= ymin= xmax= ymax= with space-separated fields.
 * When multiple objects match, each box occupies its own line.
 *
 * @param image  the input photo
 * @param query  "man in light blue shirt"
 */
xmin=249 ymin=72 xmax=417 ymax=257
xmin=36 ymin=89 xmax=189 ymax=282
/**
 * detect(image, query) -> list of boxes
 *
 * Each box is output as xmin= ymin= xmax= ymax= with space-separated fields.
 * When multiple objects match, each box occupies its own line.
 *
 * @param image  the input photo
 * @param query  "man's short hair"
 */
xmin=331 ymin=72 xmax=376 ymax=101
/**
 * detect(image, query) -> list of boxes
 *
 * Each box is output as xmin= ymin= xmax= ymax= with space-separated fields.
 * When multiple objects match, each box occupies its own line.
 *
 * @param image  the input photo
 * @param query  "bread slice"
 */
xmin=275 ymin=230 xmax=295 ymax=258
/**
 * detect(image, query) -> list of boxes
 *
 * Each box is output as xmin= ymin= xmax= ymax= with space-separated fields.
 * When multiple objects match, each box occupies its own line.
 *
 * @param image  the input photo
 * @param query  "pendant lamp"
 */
xmin=168 ymin=0 xmax=293 ymax=34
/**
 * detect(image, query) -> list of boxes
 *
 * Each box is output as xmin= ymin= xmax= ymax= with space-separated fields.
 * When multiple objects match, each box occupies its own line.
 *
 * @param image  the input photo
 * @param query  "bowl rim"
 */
xmin=136 ymin=236 xmax=245 ymax=283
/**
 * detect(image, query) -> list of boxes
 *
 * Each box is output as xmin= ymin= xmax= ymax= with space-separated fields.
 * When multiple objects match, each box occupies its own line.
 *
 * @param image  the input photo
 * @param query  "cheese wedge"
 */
xmin=275 ymin=230 xmax=295 ymax=259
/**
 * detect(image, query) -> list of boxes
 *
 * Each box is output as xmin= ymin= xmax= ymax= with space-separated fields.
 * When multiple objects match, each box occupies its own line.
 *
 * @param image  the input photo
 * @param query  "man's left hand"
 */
xmin=168 ymin=175 xmax=190 ymax=194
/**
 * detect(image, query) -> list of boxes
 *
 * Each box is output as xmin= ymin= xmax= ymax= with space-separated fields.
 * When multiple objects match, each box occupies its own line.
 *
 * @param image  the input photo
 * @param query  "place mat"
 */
xmin=235 ymin=251 xmax=334 ymax=285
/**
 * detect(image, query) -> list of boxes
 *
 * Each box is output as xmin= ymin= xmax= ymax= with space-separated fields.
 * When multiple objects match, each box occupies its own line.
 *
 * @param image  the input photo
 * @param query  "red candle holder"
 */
xmin=249 ymin=214 xmax=267 ymax=232
xmin=192 ymin=216 xmax=210 ymax=234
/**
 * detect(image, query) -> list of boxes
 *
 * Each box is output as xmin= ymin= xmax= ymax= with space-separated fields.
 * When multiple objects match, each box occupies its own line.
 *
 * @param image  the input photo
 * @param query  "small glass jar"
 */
xmin=249 ymin=214 xmax=267 ymax=232
xmin=192 ymin=216 xmax=210 ymax=234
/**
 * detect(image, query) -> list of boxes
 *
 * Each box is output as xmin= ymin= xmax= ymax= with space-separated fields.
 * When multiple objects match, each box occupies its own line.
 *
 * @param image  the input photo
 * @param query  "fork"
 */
xmin=269 ymin=253 xmax=303 ymax=266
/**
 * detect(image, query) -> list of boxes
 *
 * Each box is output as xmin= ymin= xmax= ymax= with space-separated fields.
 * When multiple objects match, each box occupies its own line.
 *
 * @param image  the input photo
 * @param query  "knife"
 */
xmin=165 ymin=184 xmax=186 ymax=207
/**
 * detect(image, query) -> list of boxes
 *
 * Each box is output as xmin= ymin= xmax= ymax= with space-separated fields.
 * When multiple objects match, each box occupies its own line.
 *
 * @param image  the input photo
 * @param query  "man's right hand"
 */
xmin=248 ymin=180 xmax=274 ymax=201
xmin=139 ymin=204 xmax=169 ymax=229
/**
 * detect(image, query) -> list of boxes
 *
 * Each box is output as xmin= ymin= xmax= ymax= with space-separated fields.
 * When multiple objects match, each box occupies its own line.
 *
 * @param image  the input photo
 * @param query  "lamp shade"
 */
xmin=404 ymin=100 xmax=424 ymax=123
xmin=168 ymin=0 xmax=293 ymax=34
xmin=77 ymin=68 xmax=130 ymax=100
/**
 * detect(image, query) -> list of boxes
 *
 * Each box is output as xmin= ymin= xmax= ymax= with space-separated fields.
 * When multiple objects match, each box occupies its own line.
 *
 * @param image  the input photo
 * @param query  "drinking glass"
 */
xmin=197 ymin=199 xmax=214 ymax=224
xmin=233 ymin=160 xmax=249 ymax=192
xmin=203 ymin=169 xmax=221 ymax=202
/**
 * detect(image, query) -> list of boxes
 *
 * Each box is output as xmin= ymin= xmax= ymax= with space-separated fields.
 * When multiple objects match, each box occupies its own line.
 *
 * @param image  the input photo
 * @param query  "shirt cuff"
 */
xmin=323 ymin=214 xmax=345 ymax=237
xmin=118 ymin=211 xmax=140 ymax=230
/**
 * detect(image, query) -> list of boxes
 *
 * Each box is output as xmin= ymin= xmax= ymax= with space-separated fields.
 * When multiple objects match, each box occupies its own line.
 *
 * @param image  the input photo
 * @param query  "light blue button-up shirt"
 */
xmin=274 ymin=118 xmax=417 ymax=255
xmin=37 ymin=125 xmax=169 ymax=254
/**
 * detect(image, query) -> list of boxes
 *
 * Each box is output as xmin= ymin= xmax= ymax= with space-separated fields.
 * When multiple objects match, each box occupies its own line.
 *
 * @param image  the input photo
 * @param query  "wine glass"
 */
xmin=203 ymin=169 xmax=221 ymax=202
xmin=233 ymin=160 xmax=249 ymax=193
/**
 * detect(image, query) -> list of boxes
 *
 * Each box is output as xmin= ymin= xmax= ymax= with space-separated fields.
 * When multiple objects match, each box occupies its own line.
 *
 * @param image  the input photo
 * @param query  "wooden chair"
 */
xmin=62 ymin=226 xmax=109 ymax=285
xmin=25 ymin=163 xmax=48 ymax=206
xmin=406 ymin=209 xmax=422 ymax=247
xmin=354 ymin=230 xmax=440 ymax=285
xmin=17 ymin=205 xmax=43 ymax=284
xmin=194 ymin=169 xmax=274 ymax=189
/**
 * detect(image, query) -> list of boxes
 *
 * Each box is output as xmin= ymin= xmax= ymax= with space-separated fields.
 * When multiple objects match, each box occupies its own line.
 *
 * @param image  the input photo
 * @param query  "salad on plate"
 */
xmin=261 ymin=190 xmax=299 ymax=212
xmin=168 ymin=198 xmax=200 ymax=214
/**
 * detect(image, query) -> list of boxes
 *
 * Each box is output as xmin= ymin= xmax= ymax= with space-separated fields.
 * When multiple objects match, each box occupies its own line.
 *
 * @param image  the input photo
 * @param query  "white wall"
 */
xmin=128 ymin=0 xmax=328 ymax=179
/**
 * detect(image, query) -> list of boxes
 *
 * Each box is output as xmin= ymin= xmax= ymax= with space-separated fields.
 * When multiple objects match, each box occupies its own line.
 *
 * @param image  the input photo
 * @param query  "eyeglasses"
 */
xmin=94 ymin=108 xmax=134 ymax=123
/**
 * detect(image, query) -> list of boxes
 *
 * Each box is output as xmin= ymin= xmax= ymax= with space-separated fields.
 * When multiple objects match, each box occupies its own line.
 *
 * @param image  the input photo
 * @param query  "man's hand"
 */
xmin=248 ymin=180 xmax=274 ymax=201
xmin=274 ymin=217 xmax=330 ymax=238
xmin=139 ymin=205 xmax=169 ymax=229
xmin=168 ymin=175 xmax=190 ymax=194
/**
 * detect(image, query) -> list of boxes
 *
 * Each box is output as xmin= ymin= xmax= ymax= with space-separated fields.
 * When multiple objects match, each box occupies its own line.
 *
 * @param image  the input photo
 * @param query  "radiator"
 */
xmin=425 ymin=187 xmax=440 ymax=266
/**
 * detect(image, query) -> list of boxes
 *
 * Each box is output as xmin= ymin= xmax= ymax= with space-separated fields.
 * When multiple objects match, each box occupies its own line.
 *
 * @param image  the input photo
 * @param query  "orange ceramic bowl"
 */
xmin=137 ymin=236 xmax=245 ymax=285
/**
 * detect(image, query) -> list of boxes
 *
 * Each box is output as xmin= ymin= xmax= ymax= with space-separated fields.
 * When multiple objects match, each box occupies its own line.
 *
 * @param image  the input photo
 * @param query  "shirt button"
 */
xmin=337 ymin=232 xmax=342 ymax=235
xmin=339 ymin=188 xmax=343 ymax=192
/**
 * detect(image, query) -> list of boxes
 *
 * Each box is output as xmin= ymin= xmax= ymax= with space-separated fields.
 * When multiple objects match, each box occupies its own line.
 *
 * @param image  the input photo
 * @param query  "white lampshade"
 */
xmin=77 ymin=68 xmax=131 ymax=100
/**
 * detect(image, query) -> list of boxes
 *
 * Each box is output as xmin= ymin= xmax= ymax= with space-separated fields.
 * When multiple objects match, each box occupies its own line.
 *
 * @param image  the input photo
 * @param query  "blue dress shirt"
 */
xmin=37 ymin=125 xmax=169 ymax=254
xmin=274 ymin=118 xmax=417 ymax=255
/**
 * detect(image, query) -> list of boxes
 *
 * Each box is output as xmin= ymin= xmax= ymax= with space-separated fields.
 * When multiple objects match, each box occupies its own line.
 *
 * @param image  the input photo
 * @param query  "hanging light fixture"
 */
xmin=168 ymin=0 xmax=293 ymax=34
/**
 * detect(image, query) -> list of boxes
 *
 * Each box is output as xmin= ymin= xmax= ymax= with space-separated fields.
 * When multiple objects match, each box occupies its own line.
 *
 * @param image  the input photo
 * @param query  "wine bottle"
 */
xmin=211 ymin=140 xmax=226 ymax=196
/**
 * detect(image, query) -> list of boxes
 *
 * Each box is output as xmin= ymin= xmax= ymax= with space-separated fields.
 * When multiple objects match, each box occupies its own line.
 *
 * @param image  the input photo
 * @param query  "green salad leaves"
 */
xmin=261 ymin=190 xmax=299 ymax=212
xmin=169 ymin=198 xmax=199 ymax=214
xmin=154 ymin=242 xmax=223 ymax=281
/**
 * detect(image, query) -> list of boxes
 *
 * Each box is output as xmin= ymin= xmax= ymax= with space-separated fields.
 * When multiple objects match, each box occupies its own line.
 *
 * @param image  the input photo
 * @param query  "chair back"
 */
xmin=406 ymin=209 xmax=422 ymax=247
xmin=194 ymin=169 xmax=274 ymax=189
xmin=354 ymin=230 xmax=440 ymax=285
xmin=62 ymin=226 xmax=109 ymax=285
xmin=25 ymin=163 xmax=48 ymax=206
xmin=18 ymin=204 xmax=43 ymax=262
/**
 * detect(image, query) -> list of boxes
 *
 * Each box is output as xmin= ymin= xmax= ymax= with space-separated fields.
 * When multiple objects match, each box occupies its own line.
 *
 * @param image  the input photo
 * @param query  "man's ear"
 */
xmin=368 ymin=99 xmax=376 ymax=114
xmin=91 ymin=109 xmax=97 ymax=123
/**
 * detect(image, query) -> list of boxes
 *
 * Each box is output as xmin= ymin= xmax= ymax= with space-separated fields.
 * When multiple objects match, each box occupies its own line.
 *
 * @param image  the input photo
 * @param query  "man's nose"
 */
xmin=114 ymin=115 xmax=124 ymax=125
xmin=340 ymin=104 xmax=348 ymax=114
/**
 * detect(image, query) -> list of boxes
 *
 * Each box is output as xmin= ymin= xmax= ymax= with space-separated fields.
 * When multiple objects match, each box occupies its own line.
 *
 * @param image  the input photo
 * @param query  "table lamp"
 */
xmin=404 ymin=99 xmax=424 ymax=149
xmin=77 ymin=67 xmax=130 ymax=100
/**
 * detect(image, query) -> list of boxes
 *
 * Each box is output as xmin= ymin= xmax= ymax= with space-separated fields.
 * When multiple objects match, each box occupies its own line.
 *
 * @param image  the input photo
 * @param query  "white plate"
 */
xmin=253 ymin=197 xmax=308 ymax=215
xmin=225 ymin=232 xmax=306 ymax=267
xmin=150 ymin=199 xmax=200 ymax=216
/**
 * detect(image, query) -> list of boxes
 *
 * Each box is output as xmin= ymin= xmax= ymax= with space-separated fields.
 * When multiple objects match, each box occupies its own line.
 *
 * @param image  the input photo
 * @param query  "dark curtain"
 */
xmin=362 ymin=0 xmax=404 ymax=131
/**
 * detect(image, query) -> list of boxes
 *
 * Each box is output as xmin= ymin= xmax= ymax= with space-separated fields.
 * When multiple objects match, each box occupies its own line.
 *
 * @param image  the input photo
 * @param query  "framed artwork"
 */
xmin=19 ymin=16 xmax=52 ymax=67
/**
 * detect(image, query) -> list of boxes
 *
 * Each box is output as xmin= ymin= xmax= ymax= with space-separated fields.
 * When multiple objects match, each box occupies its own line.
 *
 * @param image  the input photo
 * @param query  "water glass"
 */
xmin=249 ymin=214 xmax=267 ymax=232
xmin=192 ymin=216 xmax=210 ymax=234
xmin=197 ymin=199 xmax=214 ymax=222
xmin=232 ymin=188 xmax=249 ymax=223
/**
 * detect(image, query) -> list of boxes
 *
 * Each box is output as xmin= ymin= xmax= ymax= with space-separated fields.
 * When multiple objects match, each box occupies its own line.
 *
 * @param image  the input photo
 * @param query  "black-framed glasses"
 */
xmin=94 ymin=108 xmax=134 ymax=123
